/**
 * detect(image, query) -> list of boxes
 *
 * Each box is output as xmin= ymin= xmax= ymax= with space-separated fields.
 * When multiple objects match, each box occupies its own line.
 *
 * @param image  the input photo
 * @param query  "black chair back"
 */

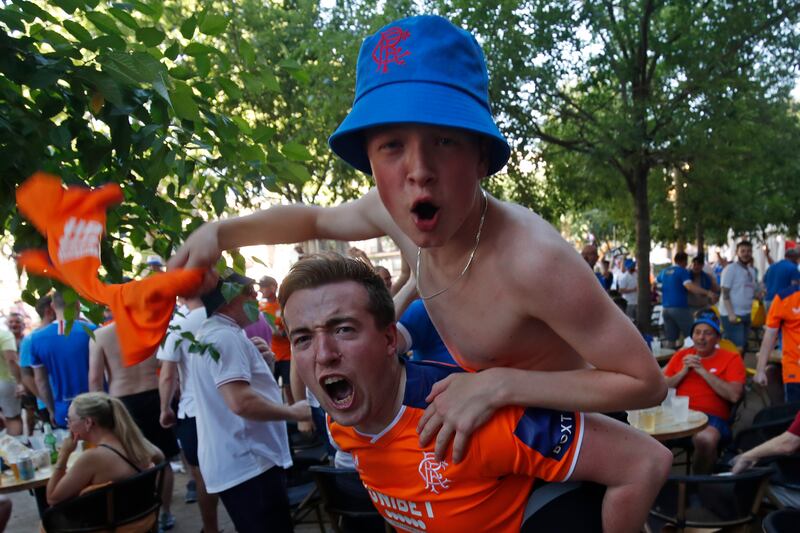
xmin=41 ymin=462 xmax=166 ymax=533
xmin=309 ymin=466 xmax=386 ymax=533
xmin=648 ymin=467 xmax=773 ymax=531
xmin=762 ymin=507 xmax=800 ymax=533
xmin=734 ymin=416 xmax=796 ymax=453
xmin=753 ymin=403 xmax=800 ymax=425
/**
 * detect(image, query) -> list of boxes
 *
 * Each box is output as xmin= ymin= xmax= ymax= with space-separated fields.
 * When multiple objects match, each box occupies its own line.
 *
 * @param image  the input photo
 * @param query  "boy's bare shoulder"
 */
xmin=493 ymin=199 xmax=596 ymax=294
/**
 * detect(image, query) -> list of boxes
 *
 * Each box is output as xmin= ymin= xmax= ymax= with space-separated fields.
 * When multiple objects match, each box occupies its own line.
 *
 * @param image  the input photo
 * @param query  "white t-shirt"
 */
xmin=617 ymin=271 xmax=638 ymax=305
xmin=191 ymin=313 xmax=292 ymax=493
xmin=720 ymin=262 xmax=757 ymax=316
xmin=156 ymin=307 xmax=207 ymax=419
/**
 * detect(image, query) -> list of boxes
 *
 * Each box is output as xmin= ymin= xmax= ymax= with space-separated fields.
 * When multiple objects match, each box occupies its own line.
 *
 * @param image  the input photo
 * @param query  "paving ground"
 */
xmin=4 ymin=467 xmax=331 ymax=532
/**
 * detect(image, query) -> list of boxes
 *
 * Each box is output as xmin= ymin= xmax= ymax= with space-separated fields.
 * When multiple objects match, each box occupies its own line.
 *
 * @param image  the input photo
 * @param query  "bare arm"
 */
xmin=684 ymin=280 xmax=714 ymax=298
xmin=691 ymin=365 xmax=744 ymax=403
xmin=2 ymin=349 xmax=23 ymax=395
xmin=754 ymin=327 xmax=779 ymax=386
xmin=732 ymin=430 xmax=800 ymax=473
xmin=87 ymin=337 xmax=106 ymax=392
xmin=393 ymin=273 xmax=418 ymax=320
xmin=158 ymin=361 xmax=179 ymax=428
xmin=217 ymin=381 xmax=310 ymax=422
xmin=390 ymin=257 xmax=411 ymax=297
xmin=721 ymin=287 xmax=737 ymax=318
xmin=20 ymin=366 xmax=38 ymax=397
xmin=33 ymin=366 xmax=55 ymax=416
xmin=500 ymin=243 xmax=667 ymax=412
xmin=169 ymin=189 xmax=396 ymax=271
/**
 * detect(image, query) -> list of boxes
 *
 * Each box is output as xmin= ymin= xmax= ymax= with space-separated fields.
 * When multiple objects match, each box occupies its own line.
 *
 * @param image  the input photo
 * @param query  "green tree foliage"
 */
xmin=435 ymin=0 xmax=800 ymax=326
xmin=0 ymin=0 xmax=377 ymax=309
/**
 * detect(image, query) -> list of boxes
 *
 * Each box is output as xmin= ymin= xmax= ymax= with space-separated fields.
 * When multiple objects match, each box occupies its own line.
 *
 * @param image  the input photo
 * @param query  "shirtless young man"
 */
xmin=88 ymin=323 xmax=177 ymax=529
xmin=170 ymin=15 xmax=666 ymax=463
xmin=282 ymin=255 xmax=671 ymax=533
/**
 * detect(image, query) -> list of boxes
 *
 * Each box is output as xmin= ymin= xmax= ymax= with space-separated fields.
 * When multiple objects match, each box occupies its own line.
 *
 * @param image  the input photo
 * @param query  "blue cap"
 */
xmin=328 ymin=15 xmax=511 ymax=176
xmin=692 ymin=313 xmax=721 ymax=336
xmin=624 ymin=259 xmax=635 ymax=270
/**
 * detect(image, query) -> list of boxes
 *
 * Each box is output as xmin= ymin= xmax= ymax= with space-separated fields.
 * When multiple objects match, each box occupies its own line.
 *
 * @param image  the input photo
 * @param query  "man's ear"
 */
xmin=384 ymin=323 xmax=398 ymax=357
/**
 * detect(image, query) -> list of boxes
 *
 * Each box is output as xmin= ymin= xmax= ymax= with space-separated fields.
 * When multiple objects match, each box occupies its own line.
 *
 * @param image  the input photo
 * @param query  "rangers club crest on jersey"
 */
xmin=418 ymin=452 xmax=451 ymax=494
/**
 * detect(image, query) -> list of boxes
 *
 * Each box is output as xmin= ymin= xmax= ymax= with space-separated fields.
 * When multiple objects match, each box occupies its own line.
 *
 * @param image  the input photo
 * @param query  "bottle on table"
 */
xmin=43 ymin=423 xmax=58 ymax=465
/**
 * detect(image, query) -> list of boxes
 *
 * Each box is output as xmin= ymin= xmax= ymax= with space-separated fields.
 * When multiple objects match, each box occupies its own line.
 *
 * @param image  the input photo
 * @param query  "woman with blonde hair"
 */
xmin=46 ymin=392 xmax=164 ymax=506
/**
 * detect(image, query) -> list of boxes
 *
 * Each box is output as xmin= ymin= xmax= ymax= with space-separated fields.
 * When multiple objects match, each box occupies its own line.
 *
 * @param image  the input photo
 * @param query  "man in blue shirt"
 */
xmin=764 ymin=248 xmax=800 ymax=311
xmin=397 ymin=299 xmax=456 ymax=365
xmin=658 ymin=252 xmax=716 ymax=347
xmin=29 ymin=291 xmax=96 ymax=427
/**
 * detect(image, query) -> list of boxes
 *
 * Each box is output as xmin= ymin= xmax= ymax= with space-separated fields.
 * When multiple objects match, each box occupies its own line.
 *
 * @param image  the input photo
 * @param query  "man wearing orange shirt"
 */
xmin=259 ymin=276 xmax=293 ymax=404
xmin=755 ymin=285 xmax=800 ymax=403
xmin=663 ymin=311 xmax=746 ymax=473
xmin=282 ymin=254 xmax=671 ymax=533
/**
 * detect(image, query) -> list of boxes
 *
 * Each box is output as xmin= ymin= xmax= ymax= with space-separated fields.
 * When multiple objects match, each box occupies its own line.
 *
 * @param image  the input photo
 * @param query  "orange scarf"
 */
xmin=16 ymin=173 xmax=204 ymax=366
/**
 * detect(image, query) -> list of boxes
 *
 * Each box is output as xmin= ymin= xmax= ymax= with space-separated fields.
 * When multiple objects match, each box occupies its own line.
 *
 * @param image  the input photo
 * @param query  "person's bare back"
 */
xmin=89 ymin=323 xmax=158 ymax=397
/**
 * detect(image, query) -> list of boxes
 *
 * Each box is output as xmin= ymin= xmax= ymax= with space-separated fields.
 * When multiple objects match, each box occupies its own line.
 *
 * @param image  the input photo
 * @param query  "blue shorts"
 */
xmin=705 ymin=414 xmax=732 ymax=444
xmin=785 ymin=383 xmax=800 ymax=404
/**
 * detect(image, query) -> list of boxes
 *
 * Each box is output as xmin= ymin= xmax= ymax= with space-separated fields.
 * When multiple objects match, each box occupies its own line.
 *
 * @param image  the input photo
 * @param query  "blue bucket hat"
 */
xmin=328 ymin=15 xmax=511 ymax=176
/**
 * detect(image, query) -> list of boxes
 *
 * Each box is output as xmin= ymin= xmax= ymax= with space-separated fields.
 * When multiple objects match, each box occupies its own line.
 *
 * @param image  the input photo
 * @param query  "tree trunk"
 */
xmin=633 ymin=165 xmax=652 ymax=332
xmin=695 ymin=222 xmax=705 ymax=259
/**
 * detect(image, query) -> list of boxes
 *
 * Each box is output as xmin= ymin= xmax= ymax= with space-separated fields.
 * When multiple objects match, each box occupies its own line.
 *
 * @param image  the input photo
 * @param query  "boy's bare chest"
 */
xmin=422 ymin=285 xmax=582 ymax=372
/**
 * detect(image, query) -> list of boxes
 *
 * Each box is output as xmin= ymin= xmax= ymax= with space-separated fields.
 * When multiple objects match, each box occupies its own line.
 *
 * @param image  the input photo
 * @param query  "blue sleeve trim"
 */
xmin=402 ymin=360 xmax=464 ymax=409
xmin=513 ymin=407 xmax=578 ymax=461
xmin=776 ymin=285 xmax=800 ymax=300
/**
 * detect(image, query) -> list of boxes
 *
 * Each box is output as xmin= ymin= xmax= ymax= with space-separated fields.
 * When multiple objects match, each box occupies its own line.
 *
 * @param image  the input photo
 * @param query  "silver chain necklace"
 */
xmin=416 ymin=189 xmax=488 ymax=301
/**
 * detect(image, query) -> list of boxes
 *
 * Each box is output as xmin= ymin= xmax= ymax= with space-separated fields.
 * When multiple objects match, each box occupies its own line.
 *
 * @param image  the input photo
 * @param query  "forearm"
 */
xmin=290 ymin=361 xmax=307 ymax=403
xmin=34 ymin=372 xmax=54 ymax=413
xmin=663 ymin=371 xmax=686 ymax=389
xmin=685 ymin=283 xmax=713 ymax=298
xmin=216 ymin=206 xmax=315 ymax=249
xmin=21 ymin=368 xmax=38 ymax=396
xmin=697 ymin=371 xmax=741 ymax=403
xmin=722 ymin=290 xmax=736 ymax=317
xmin=46 ymin=466 xmax=67 ymax=503
xmin=742 ymin=432 xmax=800 ymax=462
xmin=755 ymin=328 xmax=779 ymax=374
xmin=491 ymin=366 xmax=666 ymax=412
xmin=5 ymin=356 xmax=22 ymax=384
xmin=158 ymin=372 xmax=178 ymax=413
xmin=232 ymin=390 xmax=300 ymax=422
xmin=87 ymin=371 xmax=104 ymax=392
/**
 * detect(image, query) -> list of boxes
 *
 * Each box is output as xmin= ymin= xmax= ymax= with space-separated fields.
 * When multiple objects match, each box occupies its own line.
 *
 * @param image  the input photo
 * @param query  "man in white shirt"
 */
xmin=192 ymin=272 xmax=310 ymax=533
xmin=719 ymin=241 xmax=761 ymax=353
xmin=615 ymin=259 xmax=638 ymax=322
xmin=158 ymin=298 xmax=220 ymax=533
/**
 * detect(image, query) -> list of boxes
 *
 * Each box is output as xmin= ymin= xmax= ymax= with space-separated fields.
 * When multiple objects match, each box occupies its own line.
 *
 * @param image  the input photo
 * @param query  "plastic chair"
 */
xmin=762 ymin=507 xmax=800 ymax=532
xmin=308 ymin=466 xmax=389 ymax=533
xmin=287 ymin=443 xmax=327 ymax=532
xmin=41 ymin=461 xmax=166 ymax=533
xmin=646 ymin=467 xmax=773 ymax=533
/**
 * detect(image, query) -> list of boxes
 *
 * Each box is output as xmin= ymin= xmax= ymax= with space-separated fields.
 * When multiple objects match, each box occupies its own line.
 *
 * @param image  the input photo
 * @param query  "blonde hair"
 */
xmin=72 ymin=392 xmax=159 ymax=467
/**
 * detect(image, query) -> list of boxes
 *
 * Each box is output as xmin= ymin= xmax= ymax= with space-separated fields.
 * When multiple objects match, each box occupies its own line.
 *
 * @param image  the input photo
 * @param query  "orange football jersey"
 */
xmin=329 ymin=362 xmax=583 ymax=533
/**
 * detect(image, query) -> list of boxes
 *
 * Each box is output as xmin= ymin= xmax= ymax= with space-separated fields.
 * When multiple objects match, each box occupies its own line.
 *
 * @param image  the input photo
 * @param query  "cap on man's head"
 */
xmin=145 ymin=255 xmax=164 ymax=267
xmin=692 ymin=310 xmax=721 ymax=336
xmin=624 ymin=258 xmax=636 ymax=270
xmin=201 ymin=272 xmax=256 ymax=317
xmin=328 ymin=15 xmax=511 ymax=176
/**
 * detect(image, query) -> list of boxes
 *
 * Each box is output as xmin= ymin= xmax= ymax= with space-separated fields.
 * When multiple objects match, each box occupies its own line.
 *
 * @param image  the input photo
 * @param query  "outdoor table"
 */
xmin=652 ymin=346 xmax=675 ymax=365
xmin=0 ymin=451 xmax=80 ymax=515
xmin=633 ymin=408 xmax=708 ymax=442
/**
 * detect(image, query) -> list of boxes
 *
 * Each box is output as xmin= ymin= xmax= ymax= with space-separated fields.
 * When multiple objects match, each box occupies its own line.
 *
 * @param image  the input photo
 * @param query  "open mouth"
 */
xmin=321 ymin=376 xmax=355 ymax=409
xmin=411 ymin=200 xmax=440 ymax=221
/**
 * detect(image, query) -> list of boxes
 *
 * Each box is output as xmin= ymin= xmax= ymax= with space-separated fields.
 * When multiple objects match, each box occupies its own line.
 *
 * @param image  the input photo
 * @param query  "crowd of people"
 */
xmin=0 ymin=12 xmax=798 ymax=533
